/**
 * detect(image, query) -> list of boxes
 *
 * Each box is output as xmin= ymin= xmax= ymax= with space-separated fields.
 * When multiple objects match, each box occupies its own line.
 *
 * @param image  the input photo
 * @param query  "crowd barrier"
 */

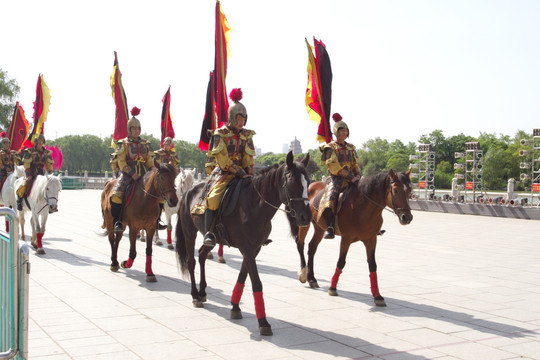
xmin=0 ymin=208 xmax=29 ymax=360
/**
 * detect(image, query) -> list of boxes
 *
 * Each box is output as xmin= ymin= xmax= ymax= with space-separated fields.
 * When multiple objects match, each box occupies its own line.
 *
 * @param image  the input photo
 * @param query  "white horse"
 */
xmin=14 ymin=174 xmax=62 ymax=254
xmin=139 ymin=168 xmax=196 ymax=249
xmin=0 ymin=165 xmax=25 ymax=231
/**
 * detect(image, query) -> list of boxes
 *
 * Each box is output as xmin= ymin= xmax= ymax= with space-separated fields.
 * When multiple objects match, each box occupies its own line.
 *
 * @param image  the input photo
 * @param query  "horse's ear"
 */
xmin=389 ymin=169 xmax=397 ymax=180
xmin=301 ymin=153 xmax=310 ymax=167
xmin=286 ymin=151 xmax=294 ymax=169
xmin=405 ymin=168 xmax=411 ymax=177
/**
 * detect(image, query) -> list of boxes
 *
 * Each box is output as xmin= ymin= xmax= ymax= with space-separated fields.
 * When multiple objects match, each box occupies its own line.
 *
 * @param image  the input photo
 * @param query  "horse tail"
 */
xmin=175 ymin=198 xmax=189 ymax=277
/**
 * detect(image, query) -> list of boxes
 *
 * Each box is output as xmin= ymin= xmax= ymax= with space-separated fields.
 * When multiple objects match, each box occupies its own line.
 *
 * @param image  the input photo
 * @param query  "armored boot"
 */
xmin=203 ymin=209 xmax=217 ymax=247
xmin=323 ymin=208 xmax=335 ymax=239
xmin=156 ymin=202 xmax=167 ymax=230
xmin=111 ymin=201 xmax=124 ymax=233
xmin=16 ymin=196 xmax=23 ymax=211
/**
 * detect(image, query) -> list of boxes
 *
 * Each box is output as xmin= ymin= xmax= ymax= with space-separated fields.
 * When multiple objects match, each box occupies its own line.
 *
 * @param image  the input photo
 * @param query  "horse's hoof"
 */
xmin=146 ymin=275 xmax=157 ymax=283
xmin=30 ymin=241 xmax=37 ymax=249
xmin=167 ymin=244 xmax=174 ymax=250
xmin=192 ymin=300 xmax=204 ymax=308
xmin=298 ymin=267 xmax=308 ymax=283
xmin=206 ymin=252 xmax=214 ymax=259
xmin=259 ymin=326 xmax=273 ymax=336
xmin=154 ymin=240 xmax=163 ymax=246
xmin=120 ymin=261 xmax=127 ymax=269
xmin=309 ymin=280 xmax=319 ymax=288
xmin=328 ymin=287 xmax=338 ymax=296
xmin=218 ymin=256 xmax=226 ymax=264
xmin=374 ymin=296 xmax=386 ymax=307
xmin=200 ymin=296 xmax=207 ymax=302
xmin=36 ymin=248 xmax=45 ymax=255
xmin=110 ymin=265 xmax=119 ymax=272
xmin=230 ymin=310 xmax=242 ymax=319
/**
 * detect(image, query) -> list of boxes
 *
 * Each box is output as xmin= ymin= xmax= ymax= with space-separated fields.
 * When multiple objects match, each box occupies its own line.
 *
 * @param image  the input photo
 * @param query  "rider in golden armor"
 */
xmin=0 ymin=137 xmax=21 ymax=192
xmin=110 ymin=107 xmax=154 ymax=232
xmin=201 ymin=88 xmax=256 ymax=247
xmin=319 ymin=113 xmax=362 ymax=239
xmin=152 ymin=136 xmax=180 ymax=229
xmin=16 ymin=133 xmax=54 ymax=210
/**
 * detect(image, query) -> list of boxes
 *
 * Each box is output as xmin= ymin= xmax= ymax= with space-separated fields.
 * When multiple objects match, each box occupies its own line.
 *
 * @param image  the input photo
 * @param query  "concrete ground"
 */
xmin=19 ymin=189 xmax=540 ymax=359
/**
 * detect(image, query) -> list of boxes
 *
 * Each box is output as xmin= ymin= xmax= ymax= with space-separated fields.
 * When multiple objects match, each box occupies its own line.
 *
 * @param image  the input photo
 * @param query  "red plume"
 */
xmin=0 ymin=131 xmax=5 ymax=138
xmin=332 ymin=113 xmax=342 ymax=122
xmin=131 ymin=107 xmax=141 ymax=116
xmin=229 ymin=88 xmax=243 ymax=102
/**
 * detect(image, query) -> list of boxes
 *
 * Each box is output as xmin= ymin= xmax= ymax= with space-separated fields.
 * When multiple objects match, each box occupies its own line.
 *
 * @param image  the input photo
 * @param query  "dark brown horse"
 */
xmin=175 ymin=152 xmax=312 ymax=335
xmin=294 ymin=169 xmax=413 ymax=306
xmin=101 ymin=161 xmax=178 ymax=282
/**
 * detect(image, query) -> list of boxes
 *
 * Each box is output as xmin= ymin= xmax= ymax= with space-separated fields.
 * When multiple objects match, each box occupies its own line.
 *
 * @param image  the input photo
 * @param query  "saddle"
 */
xmin=312 ymin=185 xmax=353 ymax=236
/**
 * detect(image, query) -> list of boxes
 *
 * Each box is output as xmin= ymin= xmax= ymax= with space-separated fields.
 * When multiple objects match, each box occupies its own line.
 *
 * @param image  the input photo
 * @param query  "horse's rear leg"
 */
xmin=109 ymin=232 xmax=121 ymax=271
xmin=306 ymin=224 xmax=325 ymax=288
xmin=144 ymin=229 xmax=157 ymax=282
xmin=165 ymin=211 xmax=174 ymax=249
xmin=365 ymin=237 xmax=386 ymax=306
xmin=197 ymin=245 xmax=212 ymax=302
xmin=328 ymin=238 xmax=352 ymax=297
xmin=296 ymin=225 xmax=309 ymax=283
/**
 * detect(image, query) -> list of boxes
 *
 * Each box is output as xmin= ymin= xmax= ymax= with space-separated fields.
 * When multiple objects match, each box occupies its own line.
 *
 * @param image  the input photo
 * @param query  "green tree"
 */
xmin=174 ymin=140 xmax=207 ymax=172
xmin=0 ymin=69 xmax=20 ymax=129
xmin=358 ymin=137 xmax=389 ymax=176
xmin=385 ymin=139 xmax=412 ymax=172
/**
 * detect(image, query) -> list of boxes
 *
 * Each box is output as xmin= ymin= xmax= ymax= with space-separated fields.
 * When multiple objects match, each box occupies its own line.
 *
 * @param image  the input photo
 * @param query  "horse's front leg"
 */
xmin=306 ymin=224 xmax=325 ymax=288
xmin=296 ymin=225 xmax=309 ymax=283
xmin=230 ymin=260 xmax=249 ymax=319
xmin=244 ymin=252 xmax=272 ymax=336
xmin=121 ymin=227 xmax=138 ymax=270
xmin=18 ymin=210 xmax=26 ymax=241
xmin=109 ymin=231 xmax=121 ymax=271
xmin=328 ymin=237 xmax=352 ymax=297
xmin=197 ymin=245 xmax=212 ymax=302
xmin=145 ymin=227 xmax=157 ymax=282
xmin=165 ymin=209 xmax=174 ymax=249
xmin=364 ymin=237 xmax=386 ymax=306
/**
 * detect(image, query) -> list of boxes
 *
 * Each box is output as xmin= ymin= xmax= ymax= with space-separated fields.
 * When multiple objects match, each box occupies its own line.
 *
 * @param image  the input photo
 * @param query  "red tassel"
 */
xmin=131 ymin=107 xmax=140 ymax=116
xmin=330 ymin=267 xmax=343 ymax=288
xmin=369 ymin=271 xmax=381 ymax=298
xmin=229 ymin=88 xmax=243 ymax=102
xmin=36 ymin=233 xmax=44 ymax=248
xmin=332 ymin=113 xmax=342 ymax=122
xmin=231 ymin=282 xmax=245 ymax=304
xmin=253 ymin=291 xmax=266 ymax=319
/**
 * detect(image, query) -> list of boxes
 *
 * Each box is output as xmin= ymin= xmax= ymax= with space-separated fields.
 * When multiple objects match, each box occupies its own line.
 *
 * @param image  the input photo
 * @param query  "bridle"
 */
xmin=138 ymin=168 xmax=176 ymax=200
xmin=361 ymin=178 xmax=410 ymax=217
xmin=253 ymin=169 xmax=309 ymax=217
xmin=37 ymin=178 xmax=59 ymax=214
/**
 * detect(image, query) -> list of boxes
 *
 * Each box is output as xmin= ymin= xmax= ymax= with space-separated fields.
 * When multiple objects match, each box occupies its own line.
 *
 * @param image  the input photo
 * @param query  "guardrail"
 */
xmin=0 ymin=208 xmax=29 ymax=360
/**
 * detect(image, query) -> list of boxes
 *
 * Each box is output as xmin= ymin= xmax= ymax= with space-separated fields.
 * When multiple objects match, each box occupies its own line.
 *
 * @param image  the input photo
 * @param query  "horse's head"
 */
xmin=46 ymin=175 xmax=62 ymax=213
xmin=387 ymin=169 xmax=413 ymax=225
xmin=176 ymin=168 xmax=195 ymax=197
xmin=156 ymin=163 xmax=179 ymax=208
xmin=280 ymin=152 xmax=312 ymax=226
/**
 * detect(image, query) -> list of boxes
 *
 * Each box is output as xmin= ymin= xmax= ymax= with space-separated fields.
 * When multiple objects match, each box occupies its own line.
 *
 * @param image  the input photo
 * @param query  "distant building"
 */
xmin=255 ymin=147 xmax=262 ymax=156
xmin=282 ymin=143 xmax=289 ymax=154
xmin=289 ymin=137 xmax=302 ymax=155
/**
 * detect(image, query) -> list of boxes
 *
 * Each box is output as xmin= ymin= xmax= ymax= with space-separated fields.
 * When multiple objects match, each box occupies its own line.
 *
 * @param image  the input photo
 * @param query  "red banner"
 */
xmin=532 ymin=183 xmax=540 ymax=192
xmin=8 ymin=102 xmax=30 ymax=151
xmin=110 ymin=51 xmax=129 ymax=142
xmin=465 ymin=182 xmax=474 ymax=190
xmin=160 ymin=86 xmax=174 ymax=147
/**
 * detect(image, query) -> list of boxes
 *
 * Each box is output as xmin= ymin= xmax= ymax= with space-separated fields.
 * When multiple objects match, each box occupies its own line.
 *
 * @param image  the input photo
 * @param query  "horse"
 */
xmin=100 ymin=161 xmax=178 ymax=282
xmin=138 ymin=168 xmax=196 ymax=249
xmin=14 ymin=174 xmax=62 ymax=255
xmin=294 ymin=169 xmax=413 ymax=307
xmin=175 ymin=152 xmax=312 ymax=335
xmin=0 ymin=165 xmax=25 ymax=231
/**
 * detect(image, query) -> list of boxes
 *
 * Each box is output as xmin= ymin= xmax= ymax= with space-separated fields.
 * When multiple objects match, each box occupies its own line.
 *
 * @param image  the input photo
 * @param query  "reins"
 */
xmin=358 ymin=179 xmax=406 ymax=216
xmin=137 ymin=168 xmax=176 ymax=200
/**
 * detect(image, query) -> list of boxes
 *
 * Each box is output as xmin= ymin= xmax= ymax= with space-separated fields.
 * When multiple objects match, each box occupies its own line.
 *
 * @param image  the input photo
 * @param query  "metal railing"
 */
xmin=0 ymin=208 xmax=29 ymax=360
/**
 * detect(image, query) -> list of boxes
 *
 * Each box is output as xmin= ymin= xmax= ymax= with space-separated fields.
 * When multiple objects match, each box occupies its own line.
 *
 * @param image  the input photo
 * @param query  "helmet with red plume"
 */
xmin=127 ymin=107 xmax=141 ymax=133
xmin=332 ymin=113 xmax=349 ymax=138
xmin=227 ymin=88 xmax=248 ymax=127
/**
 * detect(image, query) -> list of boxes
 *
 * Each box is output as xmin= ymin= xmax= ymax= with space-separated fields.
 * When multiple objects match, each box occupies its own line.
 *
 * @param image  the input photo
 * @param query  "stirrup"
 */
xmin=113 ymin=221 xmax=124 ymax=233
xmin=324 ymin=226 xmax=335 ymax=239
xmin=17 ymin=200 xmax=23 ymax=211
xmin=203 ymin=232 xmax=216 ymax=247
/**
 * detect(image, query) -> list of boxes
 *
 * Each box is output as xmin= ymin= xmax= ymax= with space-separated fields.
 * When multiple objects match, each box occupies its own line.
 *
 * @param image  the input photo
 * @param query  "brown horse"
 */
xmin=175 ymin=152 xmax=312 ymax=335
xmin=294 ymin=169 xmax=413 ymax=306
xmin=101 ymin=161 xmax=178 ymax=282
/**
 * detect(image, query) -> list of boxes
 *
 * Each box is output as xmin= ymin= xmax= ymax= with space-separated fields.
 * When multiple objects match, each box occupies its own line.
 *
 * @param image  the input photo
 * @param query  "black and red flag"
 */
xmin=110 ymin=51 xmax=129 ymax=143
xmin=8 ymin=102 xmax=30 ymax=151
xmin=198 ymin=0 xmax=232 ymax=151
xmin=160 ymin=86 xmax=175 ymax=147
xmin=305 ymin=37 xmax=333 ymax=143
xmin=24 ymin=74 xmax=51 ymax=148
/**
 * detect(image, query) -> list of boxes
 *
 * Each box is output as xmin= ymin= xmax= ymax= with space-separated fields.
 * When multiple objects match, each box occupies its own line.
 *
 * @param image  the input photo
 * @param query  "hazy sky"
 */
xmin=2 ymin=0 xmax=540 ymax=154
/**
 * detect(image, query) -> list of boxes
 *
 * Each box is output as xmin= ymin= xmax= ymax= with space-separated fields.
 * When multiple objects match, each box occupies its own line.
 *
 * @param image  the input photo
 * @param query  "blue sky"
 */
xmin=2 ymin=0 xmax=540 ymax=154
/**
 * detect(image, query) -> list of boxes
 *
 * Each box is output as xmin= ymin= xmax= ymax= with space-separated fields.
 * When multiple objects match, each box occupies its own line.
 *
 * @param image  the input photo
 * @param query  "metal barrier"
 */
xmin=0 ymin=208 xmax=29 ymax=360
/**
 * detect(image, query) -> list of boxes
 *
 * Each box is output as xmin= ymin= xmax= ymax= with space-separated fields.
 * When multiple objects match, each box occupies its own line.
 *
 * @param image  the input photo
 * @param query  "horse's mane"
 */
xmin=252 ymin=163 xmax=282 ymax=198
xmin=354 ymin=172 xmax=389 ymax=197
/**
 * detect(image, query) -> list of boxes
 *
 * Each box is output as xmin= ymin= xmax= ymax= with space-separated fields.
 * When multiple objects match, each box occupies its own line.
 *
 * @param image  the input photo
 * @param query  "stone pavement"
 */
xmin=22 ymin=189 xmax=540 ymax=359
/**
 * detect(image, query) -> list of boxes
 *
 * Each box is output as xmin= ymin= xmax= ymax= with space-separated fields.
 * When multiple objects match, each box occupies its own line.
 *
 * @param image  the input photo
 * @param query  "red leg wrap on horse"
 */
xmin=145 ymin=255 xmax=153 ymax=274
xmin=218 ymin=244 xmax=224 ymax=257
xmin=125 ymin=257 xmax=134 ymax=268
xmin=36 ymin=233 xmax=44 ymax=248
xmin=231 ymin=282 xmax=245 ymax=304
xmin=166 ymin=229 xmax=172 ymax=244
xmin=369 ymin=271 xmax=381 ymax=297
xmin=330 ymin=267 xmax=343 ymax=288
xmin=253 ymin=291 xmax=266 ymax=319
xmin=5 ymin=221 xmax=9 ymax=232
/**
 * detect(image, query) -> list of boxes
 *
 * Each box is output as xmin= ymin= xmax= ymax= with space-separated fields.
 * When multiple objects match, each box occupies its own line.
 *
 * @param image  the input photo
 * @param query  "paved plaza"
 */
xmin=18 ymin=189 xmax=540 ymax=359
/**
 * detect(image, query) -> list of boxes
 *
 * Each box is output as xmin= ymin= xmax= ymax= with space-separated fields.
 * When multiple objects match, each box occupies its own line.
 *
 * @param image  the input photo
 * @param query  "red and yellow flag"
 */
xmin=24 ymin=74 xmax=51 ymax=148
xmin=110 ymin=51 xmax=129 ymax=143
xmin=199 ymin=0 xmax=232 ymax=151
xmin=160 ymin=86 xmax=175 ymax=147
xmin=8 ymin=102 xmax=30 ymax=151
xmin=305 ymin=37 xmax=333 ymax=143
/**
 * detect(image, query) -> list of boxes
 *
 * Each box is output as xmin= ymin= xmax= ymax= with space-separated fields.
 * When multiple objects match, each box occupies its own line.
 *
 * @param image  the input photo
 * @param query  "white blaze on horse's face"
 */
xmin=301 ymin=175 xmax=309 ymax=206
